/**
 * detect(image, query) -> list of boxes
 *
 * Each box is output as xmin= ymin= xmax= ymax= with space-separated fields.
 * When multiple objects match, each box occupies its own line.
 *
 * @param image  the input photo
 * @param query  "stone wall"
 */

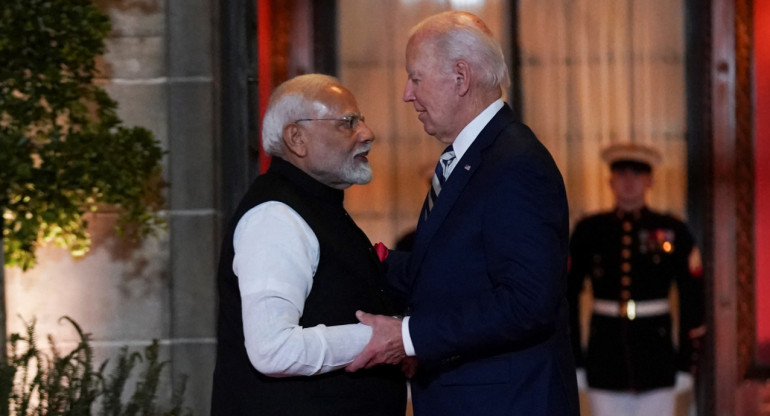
xmin=5 ymin=1 xmax=219 ymax=414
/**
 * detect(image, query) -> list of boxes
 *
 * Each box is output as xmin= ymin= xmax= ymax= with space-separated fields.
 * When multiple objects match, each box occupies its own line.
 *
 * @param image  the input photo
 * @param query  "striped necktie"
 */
xmin=425 ymin=145 xmax=456 ymax=219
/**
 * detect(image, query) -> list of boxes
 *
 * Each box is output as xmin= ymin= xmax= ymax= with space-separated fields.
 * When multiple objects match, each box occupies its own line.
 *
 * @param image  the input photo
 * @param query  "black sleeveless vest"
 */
xmin=211 ymin=158 xmax=406 ymax=415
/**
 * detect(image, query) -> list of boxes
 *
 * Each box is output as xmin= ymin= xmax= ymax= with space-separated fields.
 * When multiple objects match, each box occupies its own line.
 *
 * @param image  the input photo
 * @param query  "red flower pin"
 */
xmin=373 ymin=242 xmax=389 ymax=262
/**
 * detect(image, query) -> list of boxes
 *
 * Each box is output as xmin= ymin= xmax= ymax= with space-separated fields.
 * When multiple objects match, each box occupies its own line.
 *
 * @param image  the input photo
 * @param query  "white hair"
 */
xmin=261 ymin=74 xmax=342 ymax=157
xmin=409 ymin=11 xmax=510 ymax=93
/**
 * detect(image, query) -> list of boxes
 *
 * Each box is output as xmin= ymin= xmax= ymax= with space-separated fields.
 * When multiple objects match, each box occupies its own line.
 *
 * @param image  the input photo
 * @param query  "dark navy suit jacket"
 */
xmin=387 ymin=104 xmax=580 ymax=416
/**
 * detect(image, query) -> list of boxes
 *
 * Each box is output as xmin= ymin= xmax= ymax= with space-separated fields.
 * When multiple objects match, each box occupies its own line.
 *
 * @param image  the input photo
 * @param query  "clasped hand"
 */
xmin=346 ymin=310 xmax=417 ymax=378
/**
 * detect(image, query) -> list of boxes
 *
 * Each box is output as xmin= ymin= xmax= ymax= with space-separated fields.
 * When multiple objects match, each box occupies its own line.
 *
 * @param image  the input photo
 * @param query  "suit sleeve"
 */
xmin=409 ymin=150 xmax=570 ymax=365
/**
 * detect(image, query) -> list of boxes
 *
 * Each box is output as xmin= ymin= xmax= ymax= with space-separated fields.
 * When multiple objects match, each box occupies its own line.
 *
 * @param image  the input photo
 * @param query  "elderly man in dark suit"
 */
xmin=346 ymin=11 xmax=580 ymax=416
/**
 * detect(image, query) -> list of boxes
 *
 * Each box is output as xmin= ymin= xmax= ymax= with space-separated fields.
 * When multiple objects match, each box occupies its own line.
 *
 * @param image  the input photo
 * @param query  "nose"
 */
xmin=402 ymin=81 xmax=415 ymax=102
xmin=358 ymin=120 xmax=375 ymax=143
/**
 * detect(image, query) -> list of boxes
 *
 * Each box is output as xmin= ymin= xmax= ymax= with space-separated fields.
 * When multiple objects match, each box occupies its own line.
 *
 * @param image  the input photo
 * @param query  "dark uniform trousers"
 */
xmin=567 ymin=207 xmax=704 ymax=391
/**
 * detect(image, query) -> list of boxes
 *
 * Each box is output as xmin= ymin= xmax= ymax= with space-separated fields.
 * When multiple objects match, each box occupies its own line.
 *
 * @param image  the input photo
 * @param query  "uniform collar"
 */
xmin=614 ymin=206 xmax=649 ymax=220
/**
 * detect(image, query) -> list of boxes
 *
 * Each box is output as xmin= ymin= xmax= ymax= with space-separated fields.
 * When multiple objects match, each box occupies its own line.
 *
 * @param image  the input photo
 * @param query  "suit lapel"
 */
xmin=410 ymin=104 xmax=516 ymax=275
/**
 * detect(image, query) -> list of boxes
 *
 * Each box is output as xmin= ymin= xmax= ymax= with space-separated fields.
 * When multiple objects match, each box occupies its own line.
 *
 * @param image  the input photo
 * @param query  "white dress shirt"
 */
xmin=233 ymin=201 xmax=372 ymax=377
xmin=401 ymin=98 xmax=505 ymax=357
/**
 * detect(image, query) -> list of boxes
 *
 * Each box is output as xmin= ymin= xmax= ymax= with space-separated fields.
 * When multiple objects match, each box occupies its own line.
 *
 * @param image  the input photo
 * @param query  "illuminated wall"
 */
xmin=4 ymin=2 xmax=219 ymax=414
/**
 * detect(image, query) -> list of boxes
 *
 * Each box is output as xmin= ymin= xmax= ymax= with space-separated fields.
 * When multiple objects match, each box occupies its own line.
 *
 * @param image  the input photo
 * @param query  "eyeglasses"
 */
xmin=294 ymin=113 xmax=365 ymax=130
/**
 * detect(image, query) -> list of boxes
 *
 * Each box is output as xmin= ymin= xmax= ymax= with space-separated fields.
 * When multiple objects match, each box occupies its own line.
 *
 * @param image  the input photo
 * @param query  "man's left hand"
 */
xmin=346 ymin=311 xmax=406 ymax=372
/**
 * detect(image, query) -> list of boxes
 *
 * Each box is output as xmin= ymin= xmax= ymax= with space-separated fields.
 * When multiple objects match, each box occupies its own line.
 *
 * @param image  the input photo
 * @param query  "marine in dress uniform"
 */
xmin=567 ymin=143 xmax=706 ymax=416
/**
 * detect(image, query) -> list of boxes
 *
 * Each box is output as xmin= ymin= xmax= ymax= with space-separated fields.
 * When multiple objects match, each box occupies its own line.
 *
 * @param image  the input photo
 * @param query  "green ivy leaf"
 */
xmin=0 ymin=0 xmax=165 ymax=269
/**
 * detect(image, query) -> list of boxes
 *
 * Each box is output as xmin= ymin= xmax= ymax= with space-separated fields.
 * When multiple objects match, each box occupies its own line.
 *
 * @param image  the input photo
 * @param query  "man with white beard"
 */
xmin=211 ymin=74 xmax=407 ymax=415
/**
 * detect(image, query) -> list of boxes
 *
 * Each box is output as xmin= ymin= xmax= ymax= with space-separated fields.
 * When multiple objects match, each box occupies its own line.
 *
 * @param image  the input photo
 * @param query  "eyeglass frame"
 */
xmin=293 ymin=113 xmax=366 ymax=130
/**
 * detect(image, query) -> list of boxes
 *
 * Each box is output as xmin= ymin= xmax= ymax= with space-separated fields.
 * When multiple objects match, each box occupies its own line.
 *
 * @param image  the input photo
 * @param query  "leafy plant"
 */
xmin=0 ymin=0 xmax=165 ymax=270
xmin=0 ymin=317 xmax=192 ymax=416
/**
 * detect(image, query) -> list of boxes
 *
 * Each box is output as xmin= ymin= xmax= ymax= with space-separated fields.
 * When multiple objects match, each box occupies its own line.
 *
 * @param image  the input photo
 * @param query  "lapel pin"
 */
xmin=464 ymin=165 xmax=471 ymax=171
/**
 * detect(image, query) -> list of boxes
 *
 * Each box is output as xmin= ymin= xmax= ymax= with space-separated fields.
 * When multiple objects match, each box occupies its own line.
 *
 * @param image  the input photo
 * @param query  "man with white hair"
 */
xmin=347 ymin=11 xmax=580 ymax=416
xmin=211 ymin=74 xmax=406 ymax=415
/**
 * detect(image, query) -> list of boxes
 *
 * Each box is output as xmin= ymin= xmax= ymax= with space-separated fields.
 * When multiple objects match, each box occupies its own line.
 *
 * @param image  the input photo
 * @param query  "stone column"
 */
xmin=165 ymin=0 xmax=219 ymax=413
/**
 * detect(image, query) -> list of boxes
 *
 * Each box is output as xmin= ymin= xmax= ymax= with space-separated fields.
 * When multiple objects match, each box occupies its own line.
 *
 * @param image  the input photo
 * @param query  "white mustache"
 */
xmin=355 ymin=146 xmax=371 ymax=157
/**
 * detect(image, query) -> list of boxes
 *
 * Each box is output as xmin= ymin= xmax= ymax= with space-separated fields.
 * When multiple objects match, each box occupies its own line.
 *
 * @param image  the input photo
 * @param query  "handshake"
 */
xmin=347 ymin=310 xmax=418 ymax=378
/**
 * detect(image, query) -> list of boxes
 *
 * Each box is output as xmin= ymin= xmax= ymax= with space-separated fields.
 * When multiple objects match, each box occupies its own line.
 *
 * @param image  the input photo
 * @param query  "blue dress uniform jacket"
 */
xmin=386 ymin=104 xmax=580 ymax=416
xmin=567 ymin=207 xmax=705 ymax=391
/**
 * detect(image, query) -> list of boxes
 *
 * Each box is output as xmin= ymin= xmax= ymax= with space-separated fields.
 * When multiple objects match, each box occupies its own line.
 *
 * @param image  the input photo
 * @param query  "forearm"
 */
xmin=409 ymin=284 xmax=563 ymax=364
xmin=234 ymin=202 xmax=372 ymax=377
xmin=243 ymin=294 xmax=371 ymax=376
xmin=411 ymin=189 xmax=567 ymax=362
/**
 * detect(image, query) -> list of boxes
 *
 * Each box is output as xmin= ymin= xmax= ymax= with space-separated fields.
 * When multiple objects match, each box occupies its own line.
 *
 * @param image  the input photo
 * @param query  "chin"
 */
xmin=346 ymin=165 xmax=373 ymax=185
xmin=358 ymin=171 xmax=373 ymax=184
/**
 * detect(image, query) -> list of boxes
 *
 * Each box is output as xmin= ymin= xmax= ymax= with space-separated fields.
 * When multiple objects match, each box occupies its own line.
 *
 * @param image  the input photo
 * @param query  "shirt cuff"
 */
xmin=402 ymin=316 xmax=416 ymax=356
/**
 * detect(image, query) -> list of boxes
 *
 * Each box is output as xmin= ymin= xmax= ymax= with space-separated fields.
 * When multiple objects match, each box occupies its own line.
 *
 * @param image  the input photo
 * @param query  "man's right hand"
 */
xmin=346 ymin=311 xmax=406 ymax=372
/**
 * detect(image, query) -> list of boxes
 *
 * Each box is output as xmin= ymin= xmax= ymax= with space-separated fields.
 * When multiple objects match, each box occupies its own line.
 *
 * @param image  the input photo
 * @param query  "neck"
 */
xmin=444 ymin=93 xmax=500 ymax=143
xmin=616 ymin=200 xmax=645 ymax=213
xmin=470 ymin=89 xmax=500 ymax=116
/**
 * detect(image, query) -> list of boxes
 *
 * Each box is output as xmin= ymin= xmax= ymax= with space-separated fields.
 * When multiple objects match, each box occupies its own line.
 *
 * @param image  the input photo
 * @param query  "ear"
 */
xmin=283 ymin=123 xmax=308 ymax=158
xmin=454 ymin=60 xmax=471 ymax=96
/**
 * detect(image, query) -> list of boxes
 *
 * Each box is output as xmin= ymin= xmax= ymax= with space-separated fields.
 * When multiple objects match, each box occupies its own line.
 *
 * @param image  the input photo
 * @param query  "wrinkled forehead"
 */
xmin=406 ymin=37 xmax=444 ymax=71
xmin=406 ymin=31 xmax=436 ymax=56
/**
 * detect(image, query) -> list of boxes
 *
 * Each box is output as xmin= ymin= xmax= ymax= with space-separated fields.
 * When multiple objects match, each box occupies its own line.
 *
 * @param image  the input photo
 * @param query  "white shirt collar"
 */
xmin=445 ymin=98 xmax=504 ymax=177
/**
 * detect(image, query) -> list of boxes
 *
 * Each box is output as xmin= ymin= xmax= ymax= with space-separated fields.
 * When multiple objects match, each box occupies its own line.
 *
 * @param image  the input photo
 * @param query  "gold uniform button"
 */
xmin=622 ymin=235 xmax=632 ymax=245
xmin=621 ymin=276 xmax=632 ymax=286
xmin=622 ymin=248 xmax=631 ymax=259
xmin=622 ymin=263 xmax=631 ymax=273
xmin=623 ymin=221 xmax=633 ymax=232
xmin=620 ymin=290 xmax=631 ymax=300
xmin=662 ymin=241 xmax=672 ymax=252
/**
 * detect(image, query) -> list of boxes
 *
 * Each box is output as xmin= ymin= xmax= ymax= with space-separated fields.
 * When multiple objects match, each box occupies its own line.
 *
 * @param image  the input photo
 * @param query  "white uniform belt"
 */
xmin=593 ymin=299 xmax=670 ymax=319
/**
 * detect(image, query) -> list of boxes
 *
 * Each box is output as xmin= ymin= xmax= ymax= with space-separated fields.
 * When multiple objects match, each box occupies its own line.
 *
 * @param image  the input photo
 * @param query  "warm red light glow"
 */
xmin=257 ymin=0 xmax=273 ymax=174
xmin=755 ymin=0 xmax=770 ymax=365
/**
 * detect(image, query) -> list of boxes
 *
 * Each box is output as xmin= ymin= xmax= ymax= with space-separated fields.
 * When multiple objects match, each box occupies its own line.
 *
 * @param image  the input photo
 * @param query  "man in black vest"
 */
xmin=567 ymin=143 xmax=705 ymax=416
xmin=211 ymin=74 xmax=406 ymax=415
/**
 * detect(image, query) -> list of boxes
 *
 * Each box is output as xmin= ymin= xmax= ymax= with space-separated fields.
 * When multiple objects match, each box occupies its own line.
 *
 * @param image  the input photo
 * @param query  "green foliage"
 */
xmin=0 ymin=0 xmax=165 ymax=270
xmin=0 ymin=317 xmax=192 ymax=416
